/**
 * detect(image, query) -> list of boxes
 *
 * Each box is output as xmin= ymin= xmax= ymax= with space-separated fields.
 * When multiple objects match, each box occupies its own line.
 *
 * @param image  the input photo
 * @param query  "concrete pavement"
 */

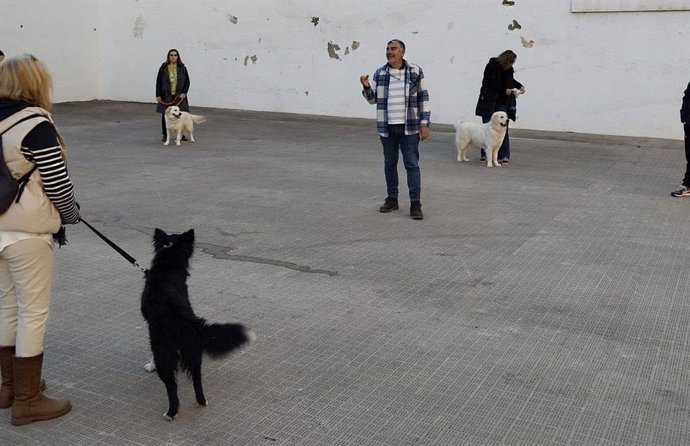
xmin=1 ymin=101 xmax=688 ymax=446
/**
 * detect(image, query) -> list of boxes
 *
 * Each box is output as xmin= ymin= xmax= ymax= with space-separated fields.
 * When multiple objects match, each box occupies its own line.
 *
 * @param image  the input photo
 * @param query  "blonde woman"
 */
xmin=0 ymin=54 xmax=79 ymax=425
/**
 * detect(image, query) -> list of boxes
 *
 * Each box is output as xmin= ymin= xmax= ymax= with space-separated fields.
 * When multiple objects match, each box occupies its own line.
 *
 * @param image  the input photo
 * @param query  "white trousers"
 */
xmin=0 ymin=238 xmax=54 ymax=357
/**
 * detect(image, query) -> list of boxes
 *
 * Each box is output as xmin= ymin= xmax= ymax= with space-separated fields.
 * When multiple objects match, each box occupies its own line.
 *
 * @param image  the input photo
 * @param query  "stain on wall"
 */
xmin=520 ymin=36 xmax=534 ymax=48
xmin=133 ymin=15 xmax=145 ymax=38
xmin=243 ymin=55 xmax=258 ymax=65
xmin=502 ymin=0 xmax=515 ymax=5
xmin=351 ymin=41 xmax=360 ymax=51
xmin=508 ymin=19 xmax=521 ymax=31
xmin=227 ymin=14 xmax=238 ymax=24
xmin=311 ymin=17 xmax=319 ymax=26
xmin=327 ymin=41 xmax=341 ymax=60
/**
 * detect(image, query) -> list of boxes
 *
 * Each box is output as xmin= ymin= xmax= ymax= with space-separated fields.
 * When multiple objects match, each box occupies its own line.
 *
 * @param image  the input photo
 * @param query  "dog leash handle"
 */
xmin=80 ymin=218 xmax=148 ymax=275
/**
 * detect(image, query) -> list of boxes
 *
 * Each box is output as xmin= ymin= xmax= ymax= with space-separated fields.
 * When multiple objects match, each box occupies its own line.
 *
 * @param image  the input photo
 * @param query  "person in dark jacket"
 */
xmin=155 ymin=49 xmax=191 ymax=141
xmin=671 ymin=81 xmax=690 ymax=197
xmin=475 ymin=50 xmax=525 ymax=163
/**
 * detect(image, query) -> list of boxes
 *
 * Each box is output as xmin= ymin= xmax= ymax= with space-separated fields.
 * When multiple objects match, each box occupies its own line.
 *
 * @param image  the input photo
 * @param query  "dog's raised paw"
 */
xmin=144 ymin=360 xmax=156 ymax=373
xmin=246 ymin=329 xmax=257 ymax=343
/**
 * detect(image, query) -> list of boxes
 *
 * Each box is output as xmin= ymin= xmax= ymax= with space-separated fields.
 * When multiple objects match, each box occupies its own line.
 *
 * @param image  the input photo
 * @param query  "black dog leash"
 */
xmin=81 ymin=218 xmax=148 ymax=275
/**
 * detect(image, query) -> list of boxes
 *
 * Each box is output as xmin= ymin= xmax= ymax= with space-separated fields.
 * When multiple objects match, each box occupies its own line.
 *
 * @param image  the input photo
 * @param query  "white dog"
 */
xmin=163 ymin=106 xmax=206 ymax=146
xmin=454 ymin=111 xmax=509 ymax=167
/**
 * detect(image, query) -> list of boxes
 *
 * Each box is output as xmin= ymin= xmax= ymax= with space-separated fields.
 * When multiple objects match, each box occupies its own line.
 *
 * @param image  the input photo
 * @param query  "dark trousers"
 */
xmin=682 ymin=123 xmax=690 ymax=186
xmin=161 ymin=114 xmax=166 ymax=137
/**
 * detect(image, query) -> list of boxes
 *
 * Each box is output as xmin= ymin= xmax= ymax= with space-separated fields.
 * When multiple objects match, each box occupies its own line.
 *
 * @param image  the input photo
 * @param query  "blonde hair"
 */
xmin=0 ymin=54 xmax=53 ymax=111
xmin=0 ymin=54 xmax=68 ymax=154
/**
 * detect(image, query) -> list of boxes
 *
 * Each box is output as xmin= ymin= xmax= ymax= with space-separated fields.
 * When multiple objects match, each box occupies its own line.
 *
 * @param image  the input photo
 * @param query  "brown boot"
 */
xmin=0 ymin=346 xmax=46 ymax=409
xmin=11 ymin=353 xmax=70 ymax=425
xmin=0 ymin=346 xmax=14 ymax=408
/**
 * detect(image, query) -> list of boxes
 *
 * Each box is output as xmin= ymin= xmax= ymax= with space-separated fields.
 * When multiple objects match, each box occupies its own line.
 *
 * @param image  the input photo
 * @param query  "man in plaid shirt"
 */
xmin=360 ymin=39 xmax=431 ymax=220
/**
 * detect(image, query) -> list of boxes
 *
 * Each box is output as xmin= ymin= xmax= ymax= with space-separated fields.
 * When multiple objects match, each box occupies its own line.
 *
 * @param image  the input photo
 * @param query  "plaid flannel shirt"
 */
xmin=362 ymin=60 xmax=431 ymax=137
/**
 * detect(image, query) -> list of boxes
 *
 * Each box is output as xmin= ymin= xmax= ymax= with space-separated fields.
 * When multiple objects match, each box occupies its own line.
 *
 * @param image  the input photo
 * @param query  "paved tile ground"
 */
xmin=1 ymin=101 xmax=689 ymax=446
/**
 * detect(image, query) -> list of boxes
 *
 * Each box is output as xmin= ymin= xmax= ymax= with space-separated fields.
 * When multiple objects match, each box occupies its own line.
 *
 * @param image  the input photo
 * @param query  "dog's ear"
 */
xmin=181 ymin=229 xmax=195 ymax=244
xmin=153 ymin=228 xmax=167 ymax=243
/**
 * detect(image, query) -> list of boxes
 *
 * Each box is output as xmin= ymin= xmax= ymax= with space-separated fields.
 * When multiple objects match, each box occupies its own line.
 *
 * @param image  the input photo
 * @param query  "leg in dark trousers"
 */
xmin=480 ymin=113 xmax=491 ymax=160
xmin=380 ymin=125 xmax=404 ymax=200
xmin=683 ymin=122 xmax=690 ymax=188
xmin=161 ymin=114 xmax=167 ymax=140
xmin=672 ymin=123 xmax=690 ymax=196
xmin=496 ymin=105 xmax=510 ymax=161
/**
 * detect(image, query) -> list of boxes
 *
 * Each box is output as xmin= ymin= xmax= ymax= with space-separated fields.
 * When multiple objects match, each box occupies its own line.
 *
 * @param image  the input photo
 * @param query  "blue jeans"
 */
xmin=480 ymin=104 xmax=510 ymax=160
xmin=380 ymin=124 xmax=421 ymax=201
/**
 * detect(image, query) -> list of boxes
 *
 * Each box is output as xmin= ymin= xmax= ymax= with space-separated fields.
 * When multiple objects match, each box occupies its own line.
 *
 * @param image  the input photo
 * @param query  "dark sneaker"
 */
xmin=671 ymin=185 xmax=690 ymax=197
xmin=410 ymin=201 xmax=424 ymax=220
xmin=379 ymin=197 xmax=399 ymax=213
xmin=500 ymin=157 xmax=510 ymax=164
xmin=181 ymin=135 xmax=188 ymax=141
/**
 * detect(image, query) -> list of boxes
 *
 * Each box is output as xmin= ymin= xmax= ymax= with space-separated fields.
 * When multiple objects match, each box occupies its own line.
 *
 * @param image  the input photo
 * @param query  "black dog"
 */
xmin=141 ymin=228 xmax=254 ymax=420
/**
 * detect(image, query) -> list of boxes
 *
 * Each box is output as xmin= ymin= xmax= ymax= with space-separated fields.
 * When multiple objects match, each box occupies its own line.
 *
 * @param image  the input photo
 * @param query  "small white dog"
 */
xmin=163 ymin=106 xmax=207 ymax=146
xmin=454 ymin=111 xmax=509 ymax=168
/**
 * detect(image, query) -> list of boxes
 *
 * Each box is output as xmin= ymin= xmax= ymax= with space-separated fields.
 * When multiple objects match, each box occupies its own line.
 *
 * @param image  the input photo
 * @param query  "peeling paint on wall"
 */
xmin=311 ymin=17 xmax=319 ymax=26
xmin=243 ymin=55 xmax=258 ymax=65
xmin=133 ymin=15 xmax=145 ymax=38
xmin=520 ymin=36 xmax=534 ymax=48
xmin=227 ymin=14 xmax=238 ymax=24
xmin=508 ymin=19 xmax=521 ymax=31
xmin=351 ymin=41 xmax=360 ymax=51
xmin=327 ymin=41 xmax=341 ymax=60
xmin=345 ymin=47 xmax=350 ymax=55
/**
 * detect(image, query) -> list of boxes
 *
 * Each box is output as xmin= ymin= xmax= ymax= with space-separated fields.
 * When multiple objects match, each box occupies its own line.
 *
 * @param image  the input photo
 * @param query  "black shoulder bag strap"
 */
xmin=1 ymin=113 xmax=45 ymax=203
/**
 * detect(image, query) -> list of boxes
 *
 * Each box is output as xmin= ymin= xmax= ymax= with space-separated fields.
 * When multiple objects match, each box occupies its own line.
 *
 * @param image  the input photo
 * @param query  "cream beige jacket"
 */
xmin=0 ymin=107 xmax=62 ymax=234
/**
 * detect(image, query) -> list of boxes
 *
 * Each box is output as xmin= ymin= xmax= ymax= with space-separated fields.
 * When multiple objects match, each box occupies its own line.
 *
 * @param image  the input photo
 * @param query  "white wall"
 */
xmin=2 ymin=0 xmax=690 ymax=139
xmin=0 ymin=0 xmax=102 ymax=102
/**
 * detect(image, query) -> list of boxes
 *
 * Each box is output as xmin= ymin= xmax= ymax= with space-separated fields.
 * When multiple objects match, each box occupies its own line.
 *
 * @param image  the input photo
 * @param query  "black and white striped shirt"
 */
xmin=20 ymin=121 xmax=79 ymax=224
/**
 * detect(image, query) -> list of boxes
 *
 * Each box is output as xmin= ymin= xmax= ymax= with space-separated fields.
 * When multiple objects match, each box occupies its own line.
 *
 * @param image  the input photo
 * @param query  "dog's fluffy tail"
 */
xmin=203 ymin=322 xmax=255 ymax=358
xmin=192 ymin=114 xmax=207 ymax=124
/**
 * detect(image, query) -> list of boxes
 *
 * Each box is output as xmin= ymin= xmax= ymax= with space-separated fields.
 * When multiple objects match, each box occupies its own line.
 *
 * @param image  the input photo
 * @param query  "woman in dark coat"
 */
xmin=155 ymin=49 xmax=190 ymax=141
xmin=475 ymin=50 xmax=525 ymax=163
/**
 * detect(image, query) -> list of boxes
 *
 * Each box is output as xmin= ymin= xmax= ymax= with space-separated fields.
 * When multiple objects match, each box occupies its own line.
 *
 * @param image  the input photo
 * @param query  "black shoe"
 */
xmin=379 ymin=197 xmax=399 ymax=213
xmin=410 ymin=201 xmax=423 ymax=220
xmin=162 ymin=136 xmax=166 ymax=141
xmin=181 ymin=135 xmax=188 ymax=141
